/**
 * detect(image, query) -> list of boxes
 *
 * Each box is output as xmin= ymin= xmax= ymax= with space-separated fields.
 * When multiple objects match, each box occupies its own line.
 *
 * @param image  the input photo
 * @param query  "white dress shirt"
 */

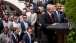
xmin=47 ymin=11 xmax=52 ymax=16
xmin=23 ymin=21 xmax=28 ymax=30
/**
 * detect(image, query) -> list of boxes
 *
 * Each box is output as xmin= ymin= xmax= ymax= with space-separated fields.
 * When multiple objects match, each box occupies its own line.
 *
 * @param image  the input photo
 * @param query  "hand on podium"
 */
xmin=52 ymin=23 xmax=58 ymax=26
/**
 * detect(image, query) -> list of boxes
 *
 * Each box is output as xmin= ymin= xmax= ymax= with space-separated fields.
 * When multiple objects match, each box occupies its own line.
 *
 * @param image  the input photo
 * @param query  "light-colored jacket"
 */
xmin=0 ymin=33 xmax=14 ymax=43
xmin=2 ymin=20 xmax=13 ymax=33
xmin=26 ymin=12 xmax=37 ymax=26
xmin=19 ymin=15 xmax=23 ymax=22
xmin=8 ymin=15 xmax=20 ymax=22
xmin=12 ymin=21 xmax=22 ymax=35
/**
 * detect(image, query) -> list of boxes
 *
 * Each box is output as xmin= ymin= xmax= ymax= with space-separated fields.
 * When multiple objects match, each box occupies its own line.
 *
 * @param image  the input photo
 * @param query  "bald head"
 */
xmin=30 ymin=6 xmax=34 ymax=10
xmin=47 ymin=4 xmax=55 ymax=14
xmin=47 ymin=4 xmax=54 ymax=10
xmin=22 ymin=10 xmax=26 ymax=15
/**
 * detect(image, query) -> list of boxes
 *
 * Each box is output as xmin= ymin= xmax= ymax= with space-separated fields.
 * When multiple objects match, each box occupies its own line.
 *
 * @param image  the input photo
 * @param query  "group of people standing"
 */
xmin=0 ymin=0 xmax=67 ymax=43
xmin=37 ymin=3 xmax=67 ymax=43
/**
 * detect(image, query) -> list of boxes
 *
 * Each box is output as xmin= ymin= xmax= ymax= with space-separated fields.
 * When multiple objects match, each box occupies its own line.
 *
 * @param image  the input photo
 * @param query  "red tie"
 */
xmin=50 ymin=16 xmax=53 ymax=22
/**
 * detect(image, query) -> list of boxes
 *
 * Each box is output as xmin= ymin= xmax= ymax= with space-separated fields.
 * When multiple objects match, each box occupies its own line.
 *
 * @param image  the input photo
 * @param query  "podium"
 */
xmin=46 ymin=23 xmax=75 ymax=43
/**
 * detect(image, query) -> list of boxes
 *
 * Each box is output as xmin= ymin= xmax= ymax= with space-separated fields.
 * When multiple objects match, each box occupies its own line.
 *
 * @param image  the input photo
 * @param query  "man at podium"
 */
xmin=53 ymin=3 xmax=67 ymax=43
xmin=53 ymin=3 xmax=67 ymax=23
xmin=42 ymin=4 xmax=57 ymax=43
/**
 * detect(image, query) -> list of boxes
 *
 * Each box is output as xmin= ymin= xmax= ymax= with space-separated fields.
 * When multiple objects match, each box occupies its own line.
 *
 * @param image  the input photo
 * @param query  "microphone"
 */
xmin=64 ymin=18 xmax=69 ymax=22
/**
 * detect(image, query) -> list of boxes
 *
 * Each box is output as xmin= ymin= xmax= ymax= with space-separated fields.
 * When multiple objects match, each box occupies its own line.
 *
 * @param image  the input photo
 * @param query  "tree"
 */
xmin=64 ymin=0 xmax=76 ymax=43
xmin=25 ymin=0 xmax=29 ymax=2
xmin=54 ymin=0 xmax=66 ymax=4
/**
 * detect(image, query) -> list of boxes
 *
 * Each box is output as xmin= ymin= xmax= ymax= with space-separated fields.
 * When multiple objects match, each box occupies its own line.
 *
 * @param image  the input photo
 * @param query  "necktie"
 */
xmin=50 ymin=15 xmax=53 ymax=22
xmin=5 ymin=20 xmax=8 ymax=23
xmin=15 ymin=35 xmax=18 ymax=43
xmin=0 ymin=5 xmax=2 ymax=10
xmin=6 ymin=34 xmax=8 ymax=43
xmin=58 ymin=12 xmax=60 ymax=22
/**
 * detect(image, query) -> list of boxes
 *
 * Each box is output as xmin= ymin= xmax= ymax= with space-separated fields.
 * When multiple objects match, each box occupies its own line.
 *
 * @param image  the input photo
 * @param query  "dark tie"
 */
xmin=5 ymin=34 xmax=8 ymax=43
xmin=5 ymin=20 xmax=8 ymax=23
xmin=15 ymin=35 xmax=18 ymax=43
xmin=50 ymin=15 xmax=53 ymax=22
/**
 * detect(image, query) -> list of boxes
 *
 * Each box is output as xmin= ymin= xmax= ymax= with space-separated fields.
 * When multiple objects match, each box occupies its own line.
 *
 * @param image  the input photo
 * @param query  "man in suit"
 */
xmin=53 ymin=3 xmax=67 ymax=43
xmin=22 ymin=27 xmax=34 ymax=43
xmin=23 ymin=2 xmax=31 ymax=12
xmin=8 ymin=10 xmax=19 ymax=22
xmin=0 ymin=26 xmax=14 ymax=43
xmin=42 ymin=4 xmax=57 ymax=43
xmin=20 ymin=15 xmax=31 ymax=41
xmin=12 ymin=27 xmax=20 ymax=43
xmin=36 ymin=0 xmax=43 ymax=7
xmin=29 ymin=0 xmax=38 ymax=13
xmin=12 ymin=15 xmax=21 ymax=35
xmin=19 ymin=9 xmax=27 ymax=22
xmin=53 ymin=3 xmax=67 ymax=23
xmin=37 ymin=7 xmax=45 ymax=43
xmin=2 ymin=14 xmax=13 ymax=33
xmin=26 ymin=6 xmax=37 ymax=36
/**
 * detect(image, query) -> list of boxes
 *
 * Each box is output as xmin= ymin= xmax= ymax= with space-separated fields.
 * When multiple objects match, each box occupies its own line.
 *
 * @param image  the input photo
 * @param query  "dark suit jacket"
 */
xmin=20 ymin=21 xmax=31 ymax=32
xmin=37 ymin=13 xmax=45 ymax=39
xmin=37 ymin=14 xmax=44 ymax=26
xmin=41 ymin=12 xmax=54 ymax=43
xmin=12 ymin=34 xmax=20 ymax=43
xmin=43 ymin=12 xmax=54 ymax=26
xmin=53 ymin=11 xmax=67 ymax=23
xmin=0 ymin=20 xmax=4 ymax=34
xmin=22 ymin=33 xmax=34 ymax=43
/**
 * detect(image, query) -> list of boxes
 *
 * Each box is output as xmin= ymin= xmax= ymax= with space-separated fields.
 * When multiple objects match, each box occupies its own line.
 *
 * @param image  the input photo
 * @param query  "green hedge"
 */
xmin=25 ymin=0 xmax=29 ymax=2
xmin=64 ymin=0 xmax=76 ymax=43
xmin=54 ymin=0 xmax=66 ymax=4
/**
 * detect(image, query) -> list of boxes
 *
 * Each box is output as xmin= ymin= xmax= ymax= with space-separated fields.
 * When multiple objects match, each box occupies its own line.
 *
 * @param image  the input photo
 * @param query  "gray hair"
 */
xmin=39 ymin=7 xmax=44 ymax=10
xmin=47 ymin=4 xmax=54 ymax=10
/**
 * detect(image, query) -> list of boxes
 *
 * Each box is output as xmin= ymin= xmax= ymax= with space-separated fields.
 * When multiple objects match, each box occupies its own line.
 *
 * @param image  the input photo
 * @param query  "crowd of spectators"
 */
xmin=0 ymin=0 xmax=67 ymax=43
